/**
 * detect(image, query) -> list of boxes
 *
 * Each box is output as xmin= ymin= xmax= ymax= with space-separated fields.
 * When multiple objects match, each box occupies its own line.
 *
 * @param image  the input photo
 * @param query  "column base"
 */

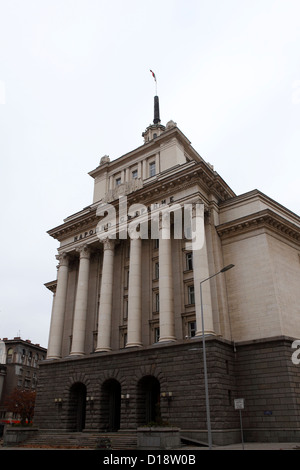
xmin=125 ymin=342 xmax=143 ymax=348
xmin=95 ymin=347 xmax=112 ymax=353
xmin=195 ymin=331 xmax=216 ymax=337
xmin=69 ymin=351 xmax=85 ymax=357
xmin=159 ymin=337 xmax=176 ymax=343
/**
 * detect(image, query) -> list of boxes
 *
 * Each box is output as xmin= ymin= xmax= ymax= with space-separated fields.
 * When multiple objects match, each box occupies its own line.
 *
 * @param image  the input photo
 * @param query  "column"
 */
xmin=70 ymin=244 xmax=91 ymax=356
xmin=194 ymin=227 xmax=214 ymax=337
xmin=159 ymin=223 xmax=176 ymax=342
xmin=95 ymin=238 xmax=115 ymax=352
xmin=47 ymin=252 xmax=69 ymax=359
xmin=126 ymin=238 xmax=142 ymax=347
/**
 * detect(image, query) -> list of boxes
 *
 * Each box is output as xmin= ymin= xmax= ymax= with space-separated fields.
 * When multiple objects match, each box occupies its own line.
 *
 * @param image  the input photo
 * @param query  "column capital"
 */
xmin=101 ymin=237 xmax=116 ymax=251
xmin=56 ymin=252 xmax=69 ymax=267
xmin=76 ymin=244 xmax=91 ymax=259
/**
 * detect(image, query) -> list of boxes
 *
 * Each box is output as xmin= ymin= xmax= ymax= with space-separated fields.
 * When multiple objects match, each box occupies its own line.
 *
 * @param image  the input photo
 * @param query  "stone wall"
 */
xmin=34 ymin=336 xmax=300 ymax=444
xmin=234 ymin=336 xmax=300 ymax=442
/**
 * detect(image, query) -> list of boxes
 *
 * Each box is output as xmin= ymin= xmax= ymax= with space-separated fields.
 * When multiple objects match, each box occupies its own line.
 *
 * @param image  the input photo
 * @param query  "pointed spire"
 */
xmin=142 ymin=75 xmax=165 ymax=142
xmin=153 ymin=95 xmax=160 ymax=124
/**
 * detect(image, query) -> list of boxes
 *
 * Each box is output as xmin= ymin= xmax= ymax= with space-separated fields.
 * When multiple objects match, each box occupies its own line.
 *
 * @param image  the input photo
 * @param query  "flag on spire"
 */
xmin=150 ymin=70 xmax=156 ymax=81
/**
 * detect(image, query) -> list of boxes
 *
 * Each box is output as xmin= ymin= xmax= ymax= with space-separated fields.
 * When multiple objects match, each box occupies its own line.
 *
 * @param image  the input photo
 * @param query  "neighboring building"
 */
xmin=0 ymin=337 xmax=46 ymax=422
xmin=34 ymin=96 xmax=300 ymax=445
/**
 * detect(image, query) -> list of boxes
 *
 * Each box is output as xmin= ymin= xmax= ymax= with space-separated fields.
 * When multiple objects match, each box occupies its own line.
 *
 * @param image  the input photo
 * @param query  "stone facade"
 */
xmin=35 ymin=97 xmax=300 ymax=444
xmin=34 ymin=336 xmax=300 ymax=444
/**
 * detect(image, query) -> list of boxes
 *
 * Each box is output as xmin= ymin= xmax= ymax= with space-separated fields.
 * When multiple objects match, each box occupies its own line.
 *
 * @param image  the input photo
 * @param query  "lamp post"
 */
xmin=199 ymin=264 xmax=235 ymax=450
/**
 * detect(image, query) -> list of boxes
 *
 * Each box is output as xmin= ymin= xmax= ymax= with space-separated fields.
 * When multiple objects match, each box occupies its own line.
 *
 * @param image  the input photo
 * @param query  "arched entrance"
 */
xmin=137 ymin=376 xmax=161 ymax=426
xmin=100 ymin=379 xmax=121 ymax=431
xmin=68 ymin=382 xmax=87 ymax=432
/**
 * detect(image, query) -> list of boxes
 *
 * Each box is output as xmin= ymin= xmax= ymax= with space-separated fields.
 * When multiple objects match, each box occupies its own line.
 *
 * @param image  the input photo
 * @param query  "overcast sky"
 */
xmin=0 ymin=0 xmax=299 ymax=349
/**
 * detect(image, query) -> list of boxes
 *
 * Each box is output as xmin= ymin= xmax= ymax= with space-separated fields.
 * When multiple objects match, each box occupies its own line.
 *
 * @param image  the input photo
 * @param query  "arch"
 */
xmin=137 ymin=375 xmax=161 ymax=426
xmin=68 ymin=382 xmax=87 ymax=432
xmin=100 ymin=378 xmax=121 ymax=432
xmin=134 ymin=363 xmax=166 ymax=388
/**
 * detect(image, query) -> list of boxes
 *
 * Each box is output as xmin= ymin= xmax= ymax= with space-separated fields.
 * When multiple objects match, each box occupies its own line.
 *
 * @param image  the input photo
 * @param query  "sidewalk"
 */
xmin=1 ymin=443 xmax=300 ymax=451
xmin=184 ymin=442 xmax=300 ymax=450
xmin=1 ymin=437 xmax=300 ymax=451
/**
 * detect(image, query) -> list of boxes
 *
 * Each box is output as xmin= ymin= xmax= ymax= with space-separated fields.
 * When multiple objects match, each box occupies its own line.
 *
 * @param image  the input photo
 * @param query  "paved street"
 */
xmin=1 ymin=438 xmax=300 ymax=451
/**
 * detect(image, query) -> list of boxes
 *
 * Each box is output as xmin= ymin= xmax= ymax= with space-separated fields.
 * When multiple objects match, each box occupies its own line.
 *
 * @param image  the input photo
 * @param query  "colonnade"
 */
xmin=47 ymin=233 xmax=214 ymax=359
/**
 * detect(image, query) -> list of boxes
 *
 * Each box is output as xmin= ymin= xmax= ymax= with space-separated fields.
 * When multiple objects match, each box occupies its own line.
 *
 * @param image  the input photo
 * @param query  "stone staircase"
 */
xmin=17 ymin=430 xmax=137 ymax=450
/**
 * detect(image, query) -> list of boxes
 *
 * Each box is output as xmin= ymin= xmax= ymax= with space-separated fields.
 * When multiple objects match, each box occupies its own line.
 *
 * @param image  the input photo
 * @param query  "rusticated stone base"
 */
xmin=34 ymin=336 xmax=300 ymax=445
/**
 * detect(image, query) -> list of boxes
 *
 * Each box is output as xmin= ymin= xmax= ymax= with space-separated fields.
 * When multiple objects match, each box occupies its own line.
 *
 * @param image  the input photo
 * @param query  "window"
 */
xmin=154 ymin=262 xmax=159 ymax=280
xmin=186 ymin=252 xmax=193 ymax=271
xmin=149 ymin=161 xmax=156 ymax=177
xmin=116 ymin=177 xmax=121 ymax=186
xmin=154 ymin=238 xmax=159 ymax=250
xmin=188 ymin=285 xmax=195 ymax=305
xmin=124 ymin=299 xmax=128 ymax=319
xmin=125 ymin=269 xmax=129 ymax=289
xmin=24 ymin=378 xmax=31 ymax=388
xmin=7 ymin=348 xmax=13 ymax=363
xmin=21 ymin=349 xmax=26 ymax=364
xmin=155 ymin=292 xmax=160 ymax=312
xmin=188 ymin=321 xmax=196 ymax=338
xmin=132 ymin=169 xmax=138 ymax=179
xmin=154 ymin=327 xmax=160 ymax=343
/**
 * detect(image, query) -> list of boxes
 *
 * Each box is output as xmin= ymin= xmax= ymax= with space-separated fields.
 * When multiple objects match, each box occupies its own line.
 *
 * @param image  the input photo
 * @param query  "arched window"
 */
xmin=7 ymin=348 xmax=13 ymax=363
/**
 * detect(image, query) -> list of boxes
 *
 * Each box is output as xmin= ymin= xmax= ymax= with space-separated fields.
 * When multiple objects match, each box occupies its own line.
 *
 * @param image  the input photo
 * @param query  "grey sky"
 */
xmin=0 ymin=0 xmax=299 ymax=348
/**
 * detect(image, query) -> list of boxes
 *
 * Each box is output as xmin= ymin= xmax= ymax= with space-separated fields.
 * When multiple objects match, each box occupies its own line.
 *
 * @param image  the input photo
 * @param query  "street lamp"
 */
xmin=200 ymin=264 xmax=235 ymax=450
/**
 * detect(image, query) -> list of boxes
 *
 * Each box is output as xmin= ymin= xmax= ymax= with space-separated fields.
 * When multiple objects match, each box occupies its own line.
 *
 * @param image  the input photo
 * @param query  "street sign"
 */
xmin=234 ymin=398 xmax=245 ymax=449
xmin=234 ymin=398 xmax=245 ymax=410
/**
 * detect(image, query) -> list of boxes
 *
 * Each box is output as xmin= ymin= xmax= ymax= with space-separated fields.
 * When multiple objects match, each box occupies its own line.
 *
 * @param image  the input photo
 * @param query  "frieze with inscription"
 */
xmin=74 ymin=229 xmax=96 ymax=243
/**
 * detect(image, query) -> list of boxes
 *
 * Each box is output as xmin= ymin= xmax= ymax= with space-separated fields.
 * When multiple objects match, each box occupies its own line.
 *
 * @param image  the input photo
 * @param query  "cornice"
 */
xmin=48 ymin=160 xmax=235 ymax=241
xmin=47 ymin=210 xmax=98 ymax=241
xmin=44 ymin=280 xmax=57 ymax=293
xmin=127 ymin=160 xmax=235 ymax=205
xmin=219 ymin=189 xmax=300 ymax=223
xmin=216 ymin=208 xmax=300 ymax=244
xmin=88 ymin=125 xmax=196 ymax=179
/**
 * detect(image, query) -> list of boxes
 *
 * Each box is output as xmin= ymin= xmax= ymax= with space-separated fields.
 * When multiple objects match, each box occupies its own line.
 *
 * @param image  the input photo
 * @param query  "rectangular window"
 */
xmin=155 ymin=262 xmax=159 ymax=279
xmin=116 ymin=177 xmax=121 ymax=186
xmin=149 ymin=161 xmax=156 ymax=177
xmin=154 ymin=327 xmax=160 ymax=343
xmin=188 ymin=321 xmax=196 ymax=338
xmin=155 ymin=292 xmax=160 ymax=312
xmin=125 ymin=269 xmax=129 ymax=289
xmin=188 ymin=285 xmax=195 ymax=305
xmin=124 ymin=299 xmax=128 ymax=319
xmin=186 ymin=252 xmax=193 ymax=271
xmin=132 ymin=169 xmax=138 ymax=179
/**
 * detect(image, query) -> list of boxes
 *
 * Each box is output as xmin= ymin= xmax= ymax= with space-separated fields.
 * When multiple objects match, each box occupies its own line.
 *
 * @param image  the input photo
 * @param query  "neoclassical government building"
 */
xmin=34 ymin=97 xmax=300 ymax=445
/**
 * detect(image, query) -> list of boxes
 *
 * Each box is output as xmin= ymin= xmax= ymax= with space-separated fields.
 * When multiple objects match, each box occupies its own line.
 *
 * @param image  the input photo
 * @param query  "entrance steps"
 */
xmin=17 ymin=430 xmax=137 ymax=450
